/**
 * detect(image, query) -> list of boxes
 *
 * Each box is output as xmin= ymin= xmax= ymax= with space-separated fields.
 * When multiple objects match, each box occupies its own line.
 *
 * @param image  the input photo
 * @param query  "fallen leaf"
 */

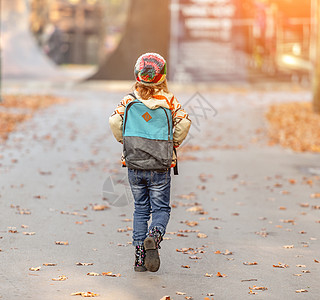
xmin=302 ymin=270 xmax=310 ymax=273
xmin=52 ymin=275 xmax=68 ymax=281
xmin=310 ymin=193 xmax=320 ymax=199
xmin=241 ymin=279 xmax=258 ymax=282
xmin=216 ymin=272 xmax=227 ymax=277
xmin=177 ymin=192 xmax=196 ymax=200
xmin=176 ymin=248 xmax=193 ymax=253
xmin=255 ymin=230 xmax=268 ymax=237
xmin=8 ymin=227 xmax=17 ymax=233
xmin=23 ymin=232 xmax=35 ymax=235
xmin=197 ymin=233 xmax=208 ymax=238
xmin=295 ymin=289 xmax=308 ymax=293
xmin=296 ymin=264 xmax=306 ymax=268
xmin=273 ymin=262 xmax=289 ymax=268
xmin=92 ymin=205 xmax=109 ymax=211
xmin=87 ymin=272 xmax=100 ymax=276
xmin=160 ymin=296 xmax=171 ymax=300
xmin=205 ymin=273 xmax=213 ymax=277
xmin=189 ymin=255 xmax=201 ymax=260
xmin=249 ymin=285 xmax=268 ymax=291
xmin=76 ymin=262 xmax=94 ymax=266
xmin=223 ymin=249 xmax=233 ymax=255
xmin=283 ymin=245 xmax=294 ymax=249
xmin=248 ymin=290 xmax=257 ymax=295
xmin=71 ymin=291 xmax=100 ymax=297
xmin=101 ymin=272 xmax=121 ymax=277
xmin=181 ymin=265 xmax=190 ymax=268
xmin=176 ymin=291 xmax=186 ymax=295
xmin=43 ymin=263 xmax=57 ymax=266
xmin=186 ymin=206 xmax=203 ymax=213
xmin=176 ymin=233 xmax=188 ymax=237
xmin=197 ymin=185 xmax=206 ymax=190
xmin=314 ymin=259 xmax=319 ymax=263
xmin=243 ymin=262 xmax=258 ymax=265
xmin=55 ymin=241 xmax=69 ymax=245
xmin=29 ymin=266 xmax=41 ymax=271
xmin=185 ymin=221 xmax=199 ymax=227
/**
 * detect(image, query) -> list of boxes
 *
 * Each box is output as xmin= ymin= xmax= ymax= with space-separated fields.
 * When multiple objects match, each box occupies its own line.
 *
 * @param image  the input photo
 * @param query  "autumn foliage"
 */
xmin=266 ymin=102 xmax=320 ymax=152
xmin=0 ymin=95 xmax=67 ymax=141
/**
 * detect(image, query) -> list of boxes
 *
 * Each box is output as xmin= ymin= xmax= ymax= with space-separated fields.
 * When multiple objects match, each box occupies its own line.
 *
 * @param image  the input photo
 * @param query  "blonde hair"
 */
xmin=134 ymin=79 xmax=169 ymax=100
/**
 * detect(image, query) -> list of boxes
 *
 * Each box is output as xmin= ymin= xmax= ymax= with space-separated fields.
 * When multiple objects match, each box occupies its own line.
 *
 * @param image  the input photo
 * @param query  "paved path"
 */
xmin=0 ymin=82 xmax=319 ymax=300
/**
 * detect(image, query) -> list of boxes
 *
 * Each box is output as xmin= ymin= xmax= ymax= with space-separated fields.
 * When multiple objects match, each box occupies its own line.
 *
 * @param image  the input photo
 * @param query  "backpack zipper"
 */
xmin=159 ymin=107 xmax=171 ymax=141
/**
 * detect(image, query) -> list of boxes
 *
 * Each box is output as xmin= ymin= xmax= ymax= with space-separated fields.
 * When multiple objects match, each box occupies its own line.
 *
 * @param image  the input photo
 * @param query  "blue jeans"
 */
xmin=128 ymin=168 xmax=171 ymax=246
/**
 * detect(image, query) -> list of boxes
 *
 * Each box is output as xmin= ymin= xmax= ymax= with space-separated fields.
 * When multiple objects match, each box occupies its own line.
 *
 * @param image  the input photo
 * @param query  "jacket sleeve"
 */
xmin=109 ymin=95 xmax=134 ymax=143
xmin=171 ymin=97 xmax=192 ymax=147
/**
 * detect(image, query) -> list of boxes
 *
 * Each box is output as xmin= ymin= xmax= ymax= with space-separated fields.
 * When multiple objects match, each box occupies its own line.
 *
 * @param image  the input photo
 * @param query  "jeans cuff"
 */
xmin=149 ymin=225 xmax=165 ymax=236
xmin=132 ymin=240 xmax=144 ymax=246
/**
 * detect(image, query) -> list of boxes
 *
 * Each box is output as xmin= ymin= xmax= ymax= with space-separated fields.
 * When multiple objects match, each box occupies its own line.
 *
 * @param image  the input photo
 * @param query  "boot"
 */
xmin=144 ymin=227 xmax=163 ymax=272
xmin=134 ymin=245 xmax=147 ymax=272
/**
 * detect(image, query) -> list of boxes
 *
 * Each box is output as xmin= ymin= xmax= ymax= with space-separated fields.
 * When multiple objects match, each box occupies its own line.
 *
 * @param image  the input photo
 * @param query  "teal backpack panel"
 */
xmin=123 ymin=100 xmax=173 ymax=140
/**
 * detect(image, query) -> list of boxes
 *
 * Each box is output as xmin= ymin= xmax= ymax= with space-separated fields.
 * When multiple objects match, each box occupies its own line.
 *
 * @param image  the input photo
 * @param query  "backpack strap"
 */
xmin=173 ymin=148 xmax=178 ymax=175
xmin=128 ymin=93 xmax=136 ymax=100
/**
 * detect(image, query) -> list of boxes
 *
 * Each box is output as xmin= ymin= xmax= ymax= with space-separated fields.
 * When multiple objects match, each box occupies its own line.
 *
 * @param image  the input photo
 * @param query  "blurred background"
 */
xmin=0 ymin=0 xmax=318 ymax=84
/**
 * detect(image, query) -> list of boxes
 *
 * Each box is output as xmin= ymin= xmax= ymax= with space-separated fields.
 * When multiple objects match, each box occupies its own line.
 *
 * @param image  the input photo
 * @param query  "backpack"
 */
xmin=123 ymin=93 xmax=178 ymax=174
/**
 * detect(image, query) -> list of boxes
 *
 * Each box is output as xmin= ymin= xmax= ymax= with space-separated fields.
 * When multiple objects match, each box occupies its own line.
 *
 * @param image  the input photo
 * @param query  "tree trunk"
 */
xmin=312 ymin=0 xmax=320 ymax=113
xmin=89 ymin=0 xmax=170 ymax=80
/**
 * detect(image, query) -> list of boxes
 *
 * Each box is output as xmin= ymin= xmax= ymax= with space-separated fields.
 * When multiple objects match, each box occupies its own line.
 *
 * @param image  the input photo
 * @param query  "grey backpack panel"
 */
xmin=123 ymin=136 xmax=173 ymax=170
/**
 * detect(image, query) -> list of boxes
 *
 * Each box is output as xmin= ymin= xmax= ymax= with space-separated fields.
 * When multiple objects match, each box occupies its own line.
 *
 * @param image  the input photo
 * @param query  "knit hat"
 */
xmin=134 ymin=53 xmax=167 ymax=86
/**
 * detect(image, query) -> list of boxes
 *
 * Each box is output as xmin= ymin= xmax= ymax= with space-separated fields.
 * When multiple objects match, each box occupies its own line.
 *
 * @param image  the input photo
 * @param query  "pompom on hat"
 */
xmin=134 ymin=53 xmax=167 ymax=86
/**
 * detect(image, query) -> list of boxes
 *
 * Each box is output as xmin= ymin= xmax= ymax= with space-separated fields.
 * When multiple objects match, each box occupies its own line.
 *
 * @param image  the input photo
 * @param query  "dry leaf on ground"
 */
xmin=216 ymin=272 xmax=227 ymax=277
xmin=43 ymin=263 xmax=57 ymax=266
xmin=310 ymin=193 xmax=320 ymax=198
xmin=101 ymin=272 xmax=121 ymax=277
xmin=176 ymin=291 xmax=186 ymax=295
xmin=71 ymin=291 xmax=99 ymax=297
xmin=273 ymin=262 xmax=289 ymax=268
xmin=92 ymin=205 xmax=109 ymax=211
xmin=76 ymin=262 xmax=94 ymax=266
xmin=249 ymin=286 xmax=268 ymax=291
xmin=197 ymin=233 xmax=208 ymax=238
xmin=23 ymin=232 xmax=35 ymax=235
xmin=243 ymin=262 xmax=258 ymax=265
xmin=52 ymin=275 xmax=68 ymax=281
xmin=55 ymin=241 xmax=69 ymax=245
xmin=87 ymin=272 xmax=100 ymax=276
xmin=295 ymin=289 xmax=308 ymax=293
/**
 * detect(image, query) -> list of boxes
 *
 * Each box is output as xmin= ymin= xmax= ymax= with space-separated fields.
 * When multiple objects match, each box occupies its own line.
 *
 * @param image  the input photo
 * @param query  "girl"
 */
xmin=109 ymin=53 xmax=191 ymax=272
